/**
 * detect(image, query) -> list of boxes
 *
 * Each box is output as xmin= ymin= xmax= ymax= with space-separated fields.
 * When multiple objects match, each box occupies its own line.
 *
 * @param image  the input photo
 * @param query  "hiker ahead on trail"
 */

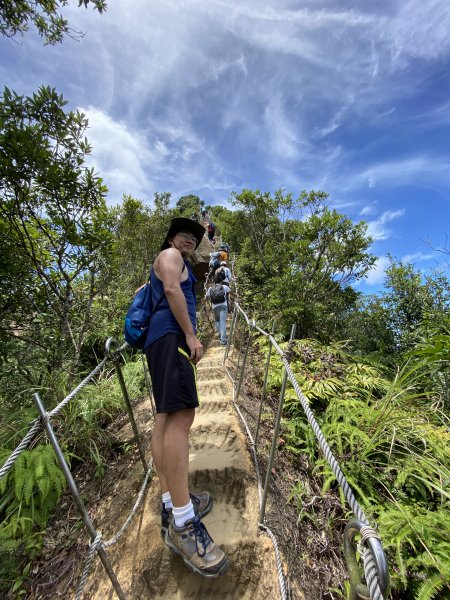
xmin=143 ymin=217 xmax=229 ymax=578
xmin=214 ymin=261 xmax=232 ymax=285
xmin=206 ymin=278 xmax=232 ymax=346
xmin=206 ymin=221 xmax=216 ymax=245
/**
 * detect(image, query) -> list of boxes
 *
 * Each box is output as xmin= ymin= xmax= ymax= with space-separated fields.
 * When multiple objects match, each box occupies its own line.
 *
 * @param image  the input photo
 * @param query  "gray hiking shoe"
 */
xmin=165 ymin=515 xmax=229 ymax=578
xmin=161 ymin=491 xmax=213 ymax=538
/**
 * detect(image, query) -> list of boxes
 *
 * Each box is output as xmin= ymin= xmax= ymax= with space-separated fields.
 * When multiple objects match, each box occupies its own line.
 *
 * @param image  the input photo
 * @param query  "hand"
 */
xmin=186 ymin=333 xmax=203 ymax=364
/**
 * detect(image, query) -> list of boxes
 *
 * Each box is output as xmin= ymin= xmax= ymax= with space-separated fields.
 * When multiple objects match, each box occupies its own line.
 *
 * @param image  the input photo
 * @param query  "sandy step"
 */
xmin=196 ymin=365 xmax=228 ymax=379
xmin=142 ymin=538 xmax=279 ymax=600
xmin=197 ymin=398 xmax=233 ymax=417
xmin=189 ymin=421 xmax=250 ymax=472
xmin=197 ymin=380 xmax=230 ymax=397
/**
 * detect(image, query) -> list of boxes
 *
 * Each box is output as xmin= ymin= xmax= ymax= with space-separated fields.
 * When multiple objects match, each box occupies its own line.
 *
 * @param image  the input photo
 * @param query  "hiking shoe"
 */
xmin=165 ymin=515 xmax=229 ymax=578
xmin=160 ymin=491 xmax=213 ymax=538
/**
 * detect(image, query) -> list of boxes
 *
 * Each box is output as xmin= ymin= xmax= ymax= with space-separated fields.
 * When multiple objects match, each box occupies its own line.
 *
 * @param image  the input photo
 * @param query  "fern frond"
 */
xmin=416 ymin=573 xmax=448 ymax=600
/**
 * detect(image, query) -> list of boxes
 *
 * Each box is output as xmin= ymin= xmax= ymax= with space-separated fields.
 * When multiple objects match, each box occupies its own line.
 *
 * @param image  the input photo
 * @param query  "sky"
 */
xmin=1 ymin=0 xmax=450 ymax=292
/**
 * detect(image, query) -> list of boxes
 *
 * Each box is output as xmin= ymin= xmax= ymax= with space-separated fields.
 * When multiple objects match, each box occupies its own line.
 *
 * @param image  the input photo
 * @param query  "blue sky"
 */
xmin=1 ymin=0 xmax=450 ymax=291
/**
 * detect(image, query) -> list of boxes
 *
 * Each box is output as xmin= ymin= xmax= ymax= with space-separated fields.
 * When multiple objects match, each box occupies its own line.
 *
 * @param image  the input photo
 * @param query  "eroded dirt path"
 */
xmin=82 ymin=344 xmax=281 ymax=599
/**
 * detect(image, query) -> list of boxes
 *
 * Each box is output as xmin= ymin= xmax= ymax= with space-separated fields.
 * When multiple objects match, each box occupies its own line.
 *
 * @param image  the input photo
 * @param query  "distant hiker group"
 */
xmin=206 ymin=244 xmax=233 ymax=346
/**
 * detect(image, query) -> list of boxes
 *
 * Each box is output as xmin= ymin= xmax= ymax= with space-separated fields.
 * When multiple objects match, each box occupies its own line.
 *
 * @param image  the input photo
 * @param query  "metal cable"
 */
xmin=76 ymin=532 xmax=103 ymax=600
xmin=364 ymin=549 xmax=383 ymax=600
xmin=225 ymin=354 xmax=288 ymax=600
xmin=102 ymin=463 xmax=153 ymax=548
xmin=75 ymin=463 xmax=153 ymax=599
xmin=229 ymin=304 xmax=386 ymax=600
xmin=271 ymin=339 xmax=385 ymax=600
xmin=0 ymin=344 xmax=129 ymax=482
xmin=0 ymin=419 xmax=42 ymax=480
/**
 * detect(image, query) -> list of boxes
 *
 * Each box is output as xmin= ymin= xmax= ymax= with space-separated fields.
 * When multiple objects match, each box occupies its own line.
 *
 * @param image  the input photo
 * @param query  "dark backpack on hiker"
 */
xmin=207 ymin=222 xmax=216 ymax=234
xmin=214 ymin=268 xmax=226 ymax=284
xmin=209 ymin=251 xmax=221 ymax=271
xmin=209 ymin=283 xmax=225 ymax=304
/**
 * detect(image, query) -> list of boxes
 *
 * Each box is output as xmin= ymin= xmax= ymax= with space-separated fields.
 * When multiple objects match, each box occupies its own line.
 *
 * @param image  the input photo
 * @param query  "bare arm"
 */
xmin=157 ymin=248 xmax=203 ymax=363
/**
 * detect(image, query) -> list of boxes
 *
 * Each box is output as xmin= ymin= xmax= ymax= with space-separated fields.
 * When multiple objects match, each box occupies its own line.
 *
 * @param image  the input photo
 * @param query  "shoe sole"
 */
xmin=161 ymin=495 xmax=214 ymax=539
xmin=165 ymin=531 xmax=229 ymax=578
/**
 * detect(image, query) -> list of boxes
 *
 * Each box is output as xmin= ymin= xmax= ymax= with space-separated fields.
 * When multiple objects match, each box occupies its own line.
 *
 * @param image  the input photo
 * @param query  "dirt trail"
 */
xmin=83 ymin=343 xmax=282 ymax=599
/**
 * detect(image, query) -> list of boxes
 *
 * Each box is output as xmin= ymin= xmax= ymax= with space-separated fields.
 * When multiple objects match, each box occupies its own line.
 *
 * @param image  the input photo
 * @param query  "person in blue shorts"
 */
xmin=144 ymin=217 xmax=229 ymax=578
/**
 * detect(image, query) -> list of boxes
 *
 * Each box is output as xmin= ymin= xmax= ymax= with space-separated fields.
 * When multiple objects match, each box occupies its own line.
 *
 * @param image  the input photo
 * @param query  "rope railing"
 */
xmin=223 ymin=302 xmax=390 ymax=600
xmin=0 ymin=342 xmax=127 ymax=482
xmin=0 ymin=339 xmax=153 ymax=599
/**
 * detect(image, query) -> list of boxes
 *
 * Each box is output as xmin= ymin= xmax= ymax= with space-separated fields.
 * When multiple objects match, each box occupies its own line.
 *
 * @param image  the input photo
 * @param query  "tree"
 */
xmin=174 ymin=194 xmax=204 ymax=219
xmin=230 ymin=189 xmax=375 ymax=339
xmin=0 ymin=0 xmax=106 ymax=44
xmin=0 ymin=85 xmax=110 ymax=396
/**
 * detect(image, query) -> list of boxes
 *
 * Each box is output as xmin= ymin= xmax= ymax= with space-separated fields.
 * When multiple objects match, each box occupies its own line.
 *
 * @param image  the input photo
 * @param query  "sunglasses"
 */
xmin=177 ymin=231 xmax=197 ymax=243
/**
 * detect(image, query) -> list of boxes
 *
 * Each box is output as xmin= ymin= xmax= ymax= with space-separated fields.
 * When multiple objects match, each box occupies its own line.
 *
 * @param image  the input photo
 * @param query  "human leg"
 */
xmin=161 ymin=408 xmax=195 ymax=507
xmin=218 ymin=305 xmax=227 ymax=344
xmin=212 ymin=305 xmax=221 ymax=336
xmin=151 ymin=412 xmax=169 ymax=493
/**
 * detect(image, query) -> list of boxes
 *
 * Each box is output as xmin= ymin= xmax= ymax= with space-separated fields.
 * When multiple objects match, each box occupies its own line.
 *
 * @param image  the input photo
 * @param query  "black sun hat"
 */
xmin=161 ymin=217 xmax=206 ymax=251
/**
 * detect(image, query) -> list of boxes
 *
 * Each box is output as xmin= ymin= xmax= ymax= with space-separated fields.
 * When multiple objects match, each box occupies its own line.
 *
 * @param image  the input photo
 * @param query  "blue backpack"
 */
xmin=124 ymin=282 xmax=164 ymax=349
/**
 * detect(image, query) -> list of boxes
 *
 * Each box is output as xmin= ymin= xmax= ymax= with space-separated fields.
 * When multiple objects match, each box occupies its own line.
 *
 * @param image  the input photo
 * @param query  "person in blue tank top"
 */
xmin=144 ymin=217 xmax=229 ymax=578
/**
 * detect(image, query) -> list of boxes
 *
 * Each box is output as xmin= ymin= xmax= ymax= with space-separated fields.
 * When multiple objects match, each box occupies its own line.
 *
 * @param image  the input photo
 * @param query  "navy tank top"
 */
xmin=144 ymin=259 xmax=197 ymax=348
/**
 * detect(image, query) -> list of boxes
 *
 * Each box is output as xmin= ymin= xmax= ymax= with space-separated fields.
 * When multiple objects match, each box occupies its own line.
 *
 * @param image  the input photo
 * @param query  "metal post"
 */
xmin=235 ymin=322 xmax=254 ymax=402
xmin=112 ymin=356 xmax=148 ymax=471
xmin=32 ymin=393 xmax=127 ymax=600
xmin=229 ymin=305 xmax=239 ymax=351
xmin=140 ymin=354 xmax=155 ymax=419
xmin=233 ymin=313 xmax=243 ymax=384
xmin=254 ymin=322 xmax=276 ymax=445
xmin=224 ymin=305 xmax=237 ymax=363
xmin=259 ymin=324 xmax=296 ymax=524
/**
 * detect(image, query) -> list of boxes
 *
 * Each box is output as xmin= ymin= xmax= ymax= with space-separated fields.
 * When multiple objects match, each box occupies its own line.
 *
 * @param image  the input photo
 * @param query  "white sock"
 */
xmin=162 ymin=491 xmax=172 ymax=510
xmin=173 ymin=500 xmax=195 ymax=527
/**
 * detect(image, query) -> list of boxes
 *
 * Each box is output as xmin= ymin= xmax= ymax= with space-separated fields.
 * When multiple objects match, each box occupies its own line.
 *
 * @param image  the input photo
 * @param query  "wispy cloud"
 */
xmin=366 ymin=209 xmax=406 ymax=241
xmin=2 ymin=0 xmax=450 ymax=215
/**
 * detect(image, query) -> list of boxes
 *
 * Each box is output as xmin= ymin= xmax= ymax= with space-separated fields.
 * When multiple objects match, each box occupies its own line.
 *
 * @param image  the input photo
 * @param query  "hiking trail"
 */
xmin=81 ymin=342 xmax=284 ymax=599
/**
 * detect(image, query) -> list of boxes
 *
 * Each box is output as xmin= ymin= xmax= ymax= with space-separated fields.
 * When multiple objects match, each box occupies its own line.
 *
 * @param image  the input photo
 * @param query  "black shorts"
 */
xmin=145 ymin=333 xmax=199 ymax=414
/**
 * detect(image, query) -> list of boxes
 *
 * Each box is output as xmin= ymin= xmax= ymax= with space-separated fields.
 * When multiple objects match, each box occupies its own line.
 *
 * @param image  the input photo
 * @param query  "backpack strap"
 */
xmin=150 ymin=262 xmax=186 ymax=317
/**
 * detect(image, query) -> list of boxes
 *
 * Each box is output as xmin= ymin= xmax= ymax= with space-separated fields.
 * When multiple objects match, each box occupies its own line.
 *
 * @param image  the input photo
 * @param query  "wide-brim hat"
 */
xmin=161 ymin=217 xmax=206 ymax=251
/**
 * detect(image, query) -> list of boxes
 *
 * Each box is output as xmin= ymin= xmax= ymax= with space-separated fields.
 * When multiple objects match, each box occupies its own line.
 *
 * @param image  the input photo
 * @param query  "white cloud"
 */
xmin=365 ymin=255 xmax=391 ymax=285
xmin=3 ymin=0 xmax=450 ymax=209
xmin=401 ymin=251 xmax=436 ymax=263
xmin=360 ymin=205 xmax=377 ymax=216
xmin=79 ymin=107 xmax=154 ymax=203
xmin=366 ymin=209 xmax=405 ymax=241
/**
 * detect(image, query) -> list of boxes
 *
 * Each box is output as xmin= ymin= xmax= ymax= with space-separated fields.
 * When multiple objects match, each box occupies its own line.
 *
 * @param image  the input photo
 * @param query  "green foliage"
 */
xmin=229 ymin=188 xmax=375 ymax=339
xmin=58 ymin=357 xmax=146 ymax=458
xmin=0 ymin=445 xmax=66 ymax=595
xmin=345 ymin=261 xmax=450 ymax=363
xmin=0 ymin=355 xmax=146 ymax=595
xmin=174 ymin=194 xmax=204 ymax=219
xmin=259 ymin=334 xmax=450 ymax=598
xmin=0 ymin=0 xmax=106 ymax=44
xmin=0 ymin=85 xmax=112 ymax=402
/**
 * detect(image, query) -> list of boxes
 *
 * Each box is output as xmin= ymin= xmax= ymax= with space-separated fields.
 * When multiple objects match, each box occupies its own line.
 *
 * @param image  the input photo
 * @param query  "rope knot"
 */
xmin=89 ymin=531 xmax=103 ymax=551
xmin=283 ymin=338 xmax=296 ymax=362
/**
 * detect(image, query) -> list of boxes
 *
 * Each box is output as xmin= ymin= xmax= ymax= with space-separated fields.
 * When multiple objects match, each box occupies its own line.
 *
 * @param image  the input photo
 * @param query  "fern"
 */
xmin=416 ymin=574 xmax=449 ymax=600
xmin=259 ymin=334 xmax=450 ymax=599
